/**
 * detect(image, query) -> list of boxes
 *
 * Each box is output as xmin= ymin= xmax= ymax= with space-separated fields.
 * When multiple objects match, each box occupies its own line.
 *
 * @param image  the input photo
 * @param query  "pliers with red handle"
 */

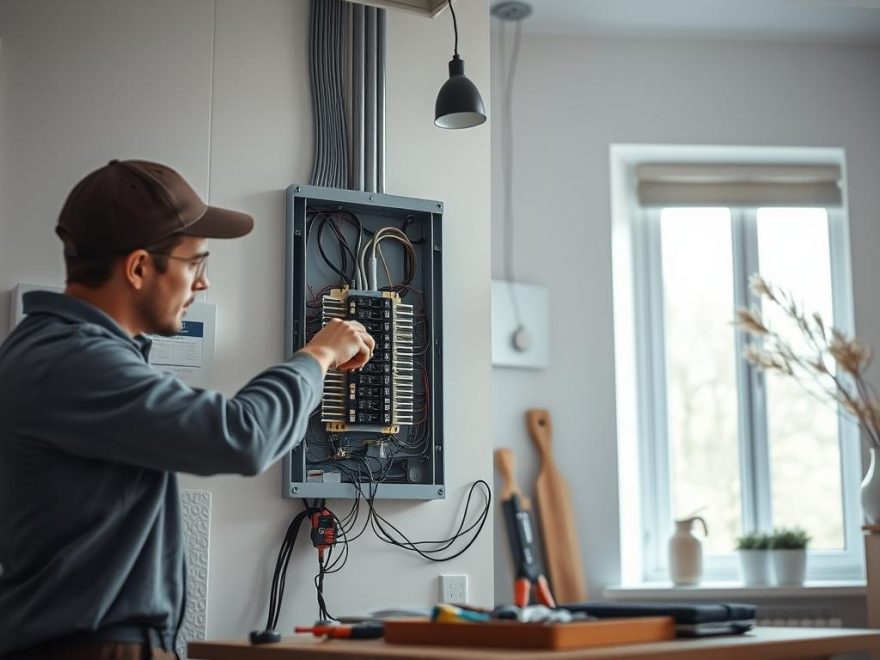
xmin=496 ymin=449 xmax=557 ymax=609
xmin=506 ymin=493 xmax=557 ymax=608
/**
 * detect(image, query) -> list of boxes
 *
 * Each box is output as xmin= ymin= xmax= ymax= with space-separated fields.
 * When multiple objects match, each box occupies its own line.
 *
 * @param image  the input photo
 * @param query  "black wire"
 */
xmin=447 ymin=0 xmax=458 ymax=56
xmin=368 ymin=482 xmax=491 ymax=561
xmin=260 ymin=477 xmax=491 ymax=632
xmin=316 ymin=215 xmax=356 ymax=285
xmin=307 ymin=209 xmax=364 ymax=287
xmin=314 ymin=551 xmax=335 ymax=621
xmin=265 ymin=509 xmax=312 ymax=631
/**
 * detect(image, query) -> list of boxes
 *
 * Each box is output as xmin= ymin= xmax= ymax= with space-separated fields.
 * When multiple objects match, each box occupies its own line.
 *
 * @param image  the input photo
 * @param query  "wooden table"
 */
xmin=189 ymin=626 xmax=880 ymax=659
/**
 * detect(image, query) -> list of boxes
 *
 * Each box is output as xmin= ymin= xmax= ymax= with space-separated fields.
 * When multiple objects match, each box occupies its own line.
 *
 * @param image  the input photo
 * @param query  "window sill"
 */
xmin=604 ymin=581 xmax=867 ymax=600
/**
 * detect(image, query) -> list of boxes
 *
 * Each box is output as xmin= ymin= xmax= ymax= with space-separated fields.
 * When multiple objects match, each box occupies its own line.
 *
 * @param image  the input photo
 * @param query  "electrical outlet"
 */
xmin=440 ymin=574 xmax=468 ymax=604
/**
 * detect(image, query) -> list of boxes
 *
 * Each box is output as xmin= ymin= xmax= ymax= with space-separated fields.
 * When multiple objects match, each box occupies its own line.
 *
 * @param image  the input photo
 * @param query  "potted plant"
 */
xmin=770 ymin=527 xmax=810 ymax=586
xmin=736 ymin=532 xmax=772 ymax=586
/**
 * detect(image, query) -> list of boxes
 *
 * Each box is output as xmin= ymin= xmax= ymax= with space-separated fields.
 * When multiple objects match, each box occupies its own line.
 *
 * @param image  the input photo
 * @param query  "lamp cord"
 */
xmin=447 ymin=0 xmax=459 ymax=56
xmin=499 ymin=17 xmax=524 ymax=327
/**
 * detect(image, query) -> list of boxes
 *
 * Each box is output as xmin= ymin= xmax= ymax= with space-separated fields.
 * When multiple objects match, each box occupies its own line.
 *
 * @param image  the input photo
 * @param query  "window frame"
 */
xmin=633 ymin=204 xmax=863 ymax=583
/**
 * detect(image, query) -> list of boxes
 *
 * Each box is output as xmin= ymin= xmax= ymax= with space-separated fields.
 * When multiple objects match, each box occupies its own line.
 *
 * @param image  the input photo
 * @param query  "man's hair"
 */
xmin=63 ymin=233 xmax=185 ymax=287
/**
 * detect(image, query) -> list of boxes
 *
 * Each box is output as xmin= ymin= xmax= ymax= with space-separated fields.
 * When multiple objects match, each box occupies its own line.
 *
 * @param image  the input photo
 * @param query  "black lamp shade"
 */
xmin=434 ymin=55 xmax=486 ymax=129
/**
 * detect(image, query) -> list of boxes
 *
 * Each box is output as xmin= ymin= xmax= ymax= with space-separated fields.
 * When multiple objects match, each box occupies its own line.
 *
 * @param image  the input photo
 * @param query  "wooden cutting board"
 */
xmin=527 ymin=408 xmax=588 ymax=603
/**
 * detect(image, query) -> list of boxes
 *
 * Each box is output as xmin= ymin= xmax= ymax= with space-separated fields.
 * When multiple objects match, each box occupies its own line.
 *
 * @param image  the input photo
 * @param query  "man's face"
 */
xmin=139 ymin=236 xmax=210 ymax=336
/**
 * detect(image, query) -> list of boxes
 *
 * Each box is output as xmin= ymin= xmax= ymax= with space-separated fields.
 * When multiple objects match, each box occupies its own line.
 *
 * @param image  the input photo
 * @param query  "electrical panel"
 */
xmin=283 ymin=184 xmax=444 ymax=500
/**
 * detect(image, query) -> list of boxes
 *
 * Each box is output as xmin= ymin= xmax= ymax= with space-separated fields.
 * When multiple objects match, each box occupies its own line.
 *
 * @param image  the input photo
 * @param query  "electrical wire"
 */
xmin=447 ymin=0 xmax=459 ymax=57
xmin=307 ymin=209 xmax=364 ymax=288
xmin=260 ymin=477 xmax=491 ymax=627
xmin=358 ymin=226 xmax=416 ymax=291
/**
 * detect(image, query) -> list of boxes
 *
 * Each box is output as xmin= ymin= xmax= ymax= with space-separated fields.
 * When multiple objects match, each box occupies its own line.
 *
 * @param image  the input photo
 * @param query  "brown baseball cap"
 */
xmin=56 ymin=159 xmax=254 ymax=257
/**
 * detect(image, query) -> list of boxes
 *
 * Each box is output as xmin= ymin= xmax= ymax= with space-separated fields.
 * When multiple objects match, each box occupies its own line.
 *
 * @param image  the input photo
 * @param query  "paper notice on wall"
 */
xmin=147 ymin=302 xmax=216 ymax=389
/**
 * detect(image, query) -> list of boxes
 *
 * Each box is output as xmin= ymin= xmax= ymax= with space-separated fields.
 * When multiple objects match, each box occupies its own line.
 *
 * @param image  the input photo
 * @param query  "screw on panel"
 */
xmin=294 ymin=229 xmax=302 ymax=236
xmin=292 ymin=486 xmax=299 ymax=493
xmin=295 ymin=186 xmax=301 ymax=192
xmin=437 ymin=488 xmax=444 ymax=496
xmin=434 ymin=245 xmax=441 ymax=251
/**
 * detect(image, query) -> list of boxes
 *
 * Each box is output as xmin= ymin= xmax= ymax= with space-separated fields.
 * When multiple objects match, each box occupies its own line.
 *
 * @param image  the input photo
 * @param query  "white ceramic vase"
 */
xmin=668 ymin=517 xmax=707 ymax=586
xmin=738 ymin=549 xmax=772 ymax=586
xmin=772 ymin=549 xmax=807 ymax=586
xmin=861 ymin=447 xmax=880 ymax=525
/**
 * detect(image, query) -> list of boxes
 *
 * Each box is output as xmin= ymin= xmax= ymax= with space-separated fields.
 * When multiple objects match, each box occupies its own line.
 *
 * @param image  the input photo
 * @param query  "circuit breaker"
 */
xmin=283 ymin=184 xmax=444 ymax=500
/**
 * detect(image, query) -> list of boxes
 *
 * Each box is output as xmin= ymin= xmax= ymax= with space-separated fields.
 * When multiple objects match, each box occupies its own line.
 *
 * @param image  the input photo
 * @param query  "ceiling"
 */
xmin=490 ymin=0 xmax=880 ymax=43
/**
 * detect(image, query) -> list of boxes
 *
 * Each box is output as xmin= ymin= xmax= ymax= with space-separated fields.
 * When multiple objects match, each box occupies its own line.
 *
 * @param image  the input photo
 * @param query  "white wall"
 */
xmin=0 ymin=0 xmax=492 ymax=640
xmin=490 ymin=32 xmax=880 ymax=605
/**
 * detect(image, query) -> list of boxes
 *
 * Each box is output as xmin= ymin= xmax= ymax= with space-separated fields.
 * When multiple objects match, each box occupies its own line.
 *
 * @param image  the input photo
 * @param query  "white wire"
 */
xmin=358 ymin=227 xmax=415 ymax=291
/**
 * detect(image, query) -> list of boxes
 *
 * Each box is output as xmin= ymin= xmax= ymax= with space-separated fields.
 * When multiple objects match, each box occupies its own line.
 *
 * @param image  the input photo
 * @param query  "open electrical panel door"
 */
xmin=283 ymin=184 xmax=444 ymax=500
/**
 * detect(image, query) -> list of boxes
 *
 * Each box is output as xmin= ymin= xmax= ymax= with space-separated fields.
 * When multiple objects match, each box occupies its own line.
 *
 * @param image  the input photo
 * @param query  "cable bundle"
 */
xmin=307 ymin=210 xmax=363 ymax=288
xmin=358 ymin=227 xmax=416 ymax=292
xmin=309 ymin=0 xmax=349 ymax=189
xmin=261 ymin=480 xmax=491 ymax=626
xmin=306 ymin=208 xmax=418 ymax=294
xmin=263 ymin=507 xmax=315 ymax=632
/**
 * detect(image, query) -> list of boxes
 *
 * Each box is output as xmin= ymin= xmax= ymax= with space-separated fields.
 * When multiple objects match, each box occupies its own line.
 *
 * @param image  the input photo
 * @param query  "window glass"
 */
xmin=757 ymin=208 xmax=844 ymax=549
xmin=660 ymin=208 xmax=742 ymax=553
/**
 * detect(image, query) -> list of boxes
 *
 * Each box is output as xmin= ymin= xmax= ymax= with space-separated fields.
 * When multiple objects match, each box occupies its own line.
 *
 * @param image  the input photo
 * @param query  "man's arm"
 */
xmin=32 ymin=319 xmax=374 ymax=476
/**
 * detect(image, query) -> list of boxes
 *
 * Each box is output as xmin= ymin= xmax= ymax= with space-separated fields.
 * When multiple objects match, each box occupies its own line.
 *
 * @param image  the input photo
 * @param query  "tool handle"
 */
xmin=526 ymin=409 xmax=553 ymax=464
xmin=295 ymin=623 xmax=384 ymax=639
xmin=514 ymin=577 xmax=531 ymax=608
xmin=535 ymin=575 xmax=557 ymax=609
xmin=349 ymin=623 xmax=384 ymax=639
xmin=494 ymin=449 xmax=530 ymax=508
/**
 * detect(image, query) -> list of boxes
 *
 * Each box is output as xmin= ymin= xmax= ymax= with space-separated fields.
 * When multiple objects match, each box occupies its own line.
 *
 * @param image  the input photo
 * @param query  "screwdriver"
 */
xmin=294 ymin=622 xmax=384 ymax=639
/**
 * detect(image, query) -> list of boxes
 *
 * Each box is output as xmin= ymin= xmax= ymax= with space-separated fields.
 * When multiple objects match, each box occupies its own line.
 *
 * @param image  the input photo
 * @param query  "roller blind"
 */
xmin=636 ymin=163 xmax=842 ymax=207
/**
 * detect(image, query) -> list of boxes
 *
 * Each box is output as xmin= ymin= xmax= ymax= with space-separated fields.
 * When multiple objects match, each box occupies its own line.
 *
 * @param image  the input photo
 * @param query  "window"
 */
xmin=614 ymin=149 xmax=861 ymax=583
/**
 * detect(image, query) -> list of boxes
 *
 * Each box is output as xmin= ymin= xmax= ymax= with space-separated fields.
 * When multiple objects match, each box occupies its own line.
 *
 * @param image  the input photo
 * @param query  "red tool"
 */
xmin=294 ymin=623 xmax=384 ymax=639
xmin=310 ymin=508 xmax=338 ymax=559
xmin=495 ymin=449 xmax=557 ymax=609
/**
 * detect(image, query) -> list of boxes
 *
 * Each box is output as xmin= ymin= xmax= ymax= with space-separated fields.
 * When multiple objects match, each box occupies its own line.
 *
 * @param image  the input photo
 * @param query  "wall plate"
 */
xmin=491 ymin=279 xmax=549 ymax=369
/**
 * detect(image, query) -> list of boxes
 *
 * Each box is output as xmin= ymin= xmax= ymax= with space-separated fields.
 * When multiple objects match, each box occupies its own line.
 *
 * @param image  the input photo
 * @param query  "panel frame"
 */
xmin=283 ymin=184 xmax=445 ymax=500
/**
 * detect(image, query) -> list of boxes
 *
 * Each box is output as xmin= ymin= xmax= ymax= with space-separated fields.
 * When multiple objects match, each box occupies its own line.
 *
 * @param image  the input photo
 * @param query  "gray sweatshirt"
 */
xmin=0 ymin=291 xmax=323 ymax=654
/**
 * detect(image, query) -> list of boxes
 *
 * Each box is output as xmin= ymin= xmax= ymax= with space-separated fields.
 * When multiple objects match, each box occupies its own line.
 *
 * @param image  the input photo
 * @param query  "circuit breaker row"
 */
xmin=320 ymin=290 xmax=414 ymax=434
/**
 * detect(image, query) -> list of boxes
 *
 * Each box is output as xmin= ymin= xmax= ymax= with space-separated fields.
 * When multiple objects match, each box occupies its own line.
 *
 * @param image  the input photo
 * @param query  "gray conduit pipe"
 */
xmin=376 ymin=8 xmax=386 ymax=194
xmin=352 ymin=3 xmax=364 ymax=191
xmin=364 ymin=6 xmax=377 ymax=193
xmin=309 ymin=0 xmax=384 ymax=192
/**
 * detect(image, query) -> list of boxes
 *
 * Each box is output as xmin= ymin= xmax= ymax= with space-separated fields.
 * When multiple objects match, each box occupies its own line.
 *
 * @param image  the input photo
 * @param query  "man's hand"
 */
xmin=299 ymin=318 xmax=375 ymax=374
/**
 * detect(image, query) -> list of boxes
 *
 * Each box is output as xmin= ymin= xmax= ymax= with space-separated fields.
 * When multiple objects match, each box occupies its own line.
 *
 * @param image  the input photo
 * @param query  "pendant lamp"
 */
xmin=434 ymin=0 xmax=486 ymax=129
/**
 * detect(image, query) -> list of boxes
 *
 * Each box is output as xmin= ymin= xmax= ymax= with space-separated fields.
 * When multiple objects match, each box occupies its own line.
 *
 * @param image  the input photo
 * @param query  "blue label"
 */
xmin=178 ymin=321 xmax=204 ymax=338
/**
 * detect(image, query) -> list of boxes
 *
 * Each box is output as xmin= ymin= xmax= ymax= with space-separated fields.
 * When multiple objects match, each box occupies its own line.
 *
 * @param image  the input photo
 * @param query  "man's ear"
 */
xmin=123 ymin=250 xmax=151 ymax=290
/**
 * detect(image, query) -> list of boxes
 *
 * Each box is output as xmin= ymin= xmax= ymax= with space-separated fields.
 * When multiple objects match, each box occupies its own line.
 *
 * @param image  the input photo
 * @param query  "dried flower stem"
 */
xmin=737 ymin=275 xmax=880 ymax=450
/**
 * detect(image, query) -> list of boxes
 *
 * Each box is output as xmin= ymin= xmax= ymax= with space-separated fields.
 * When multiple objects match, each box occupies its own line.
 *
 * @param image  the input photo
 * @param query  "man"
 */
xmin=0 ymin=160 xmax=375 ymax=659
